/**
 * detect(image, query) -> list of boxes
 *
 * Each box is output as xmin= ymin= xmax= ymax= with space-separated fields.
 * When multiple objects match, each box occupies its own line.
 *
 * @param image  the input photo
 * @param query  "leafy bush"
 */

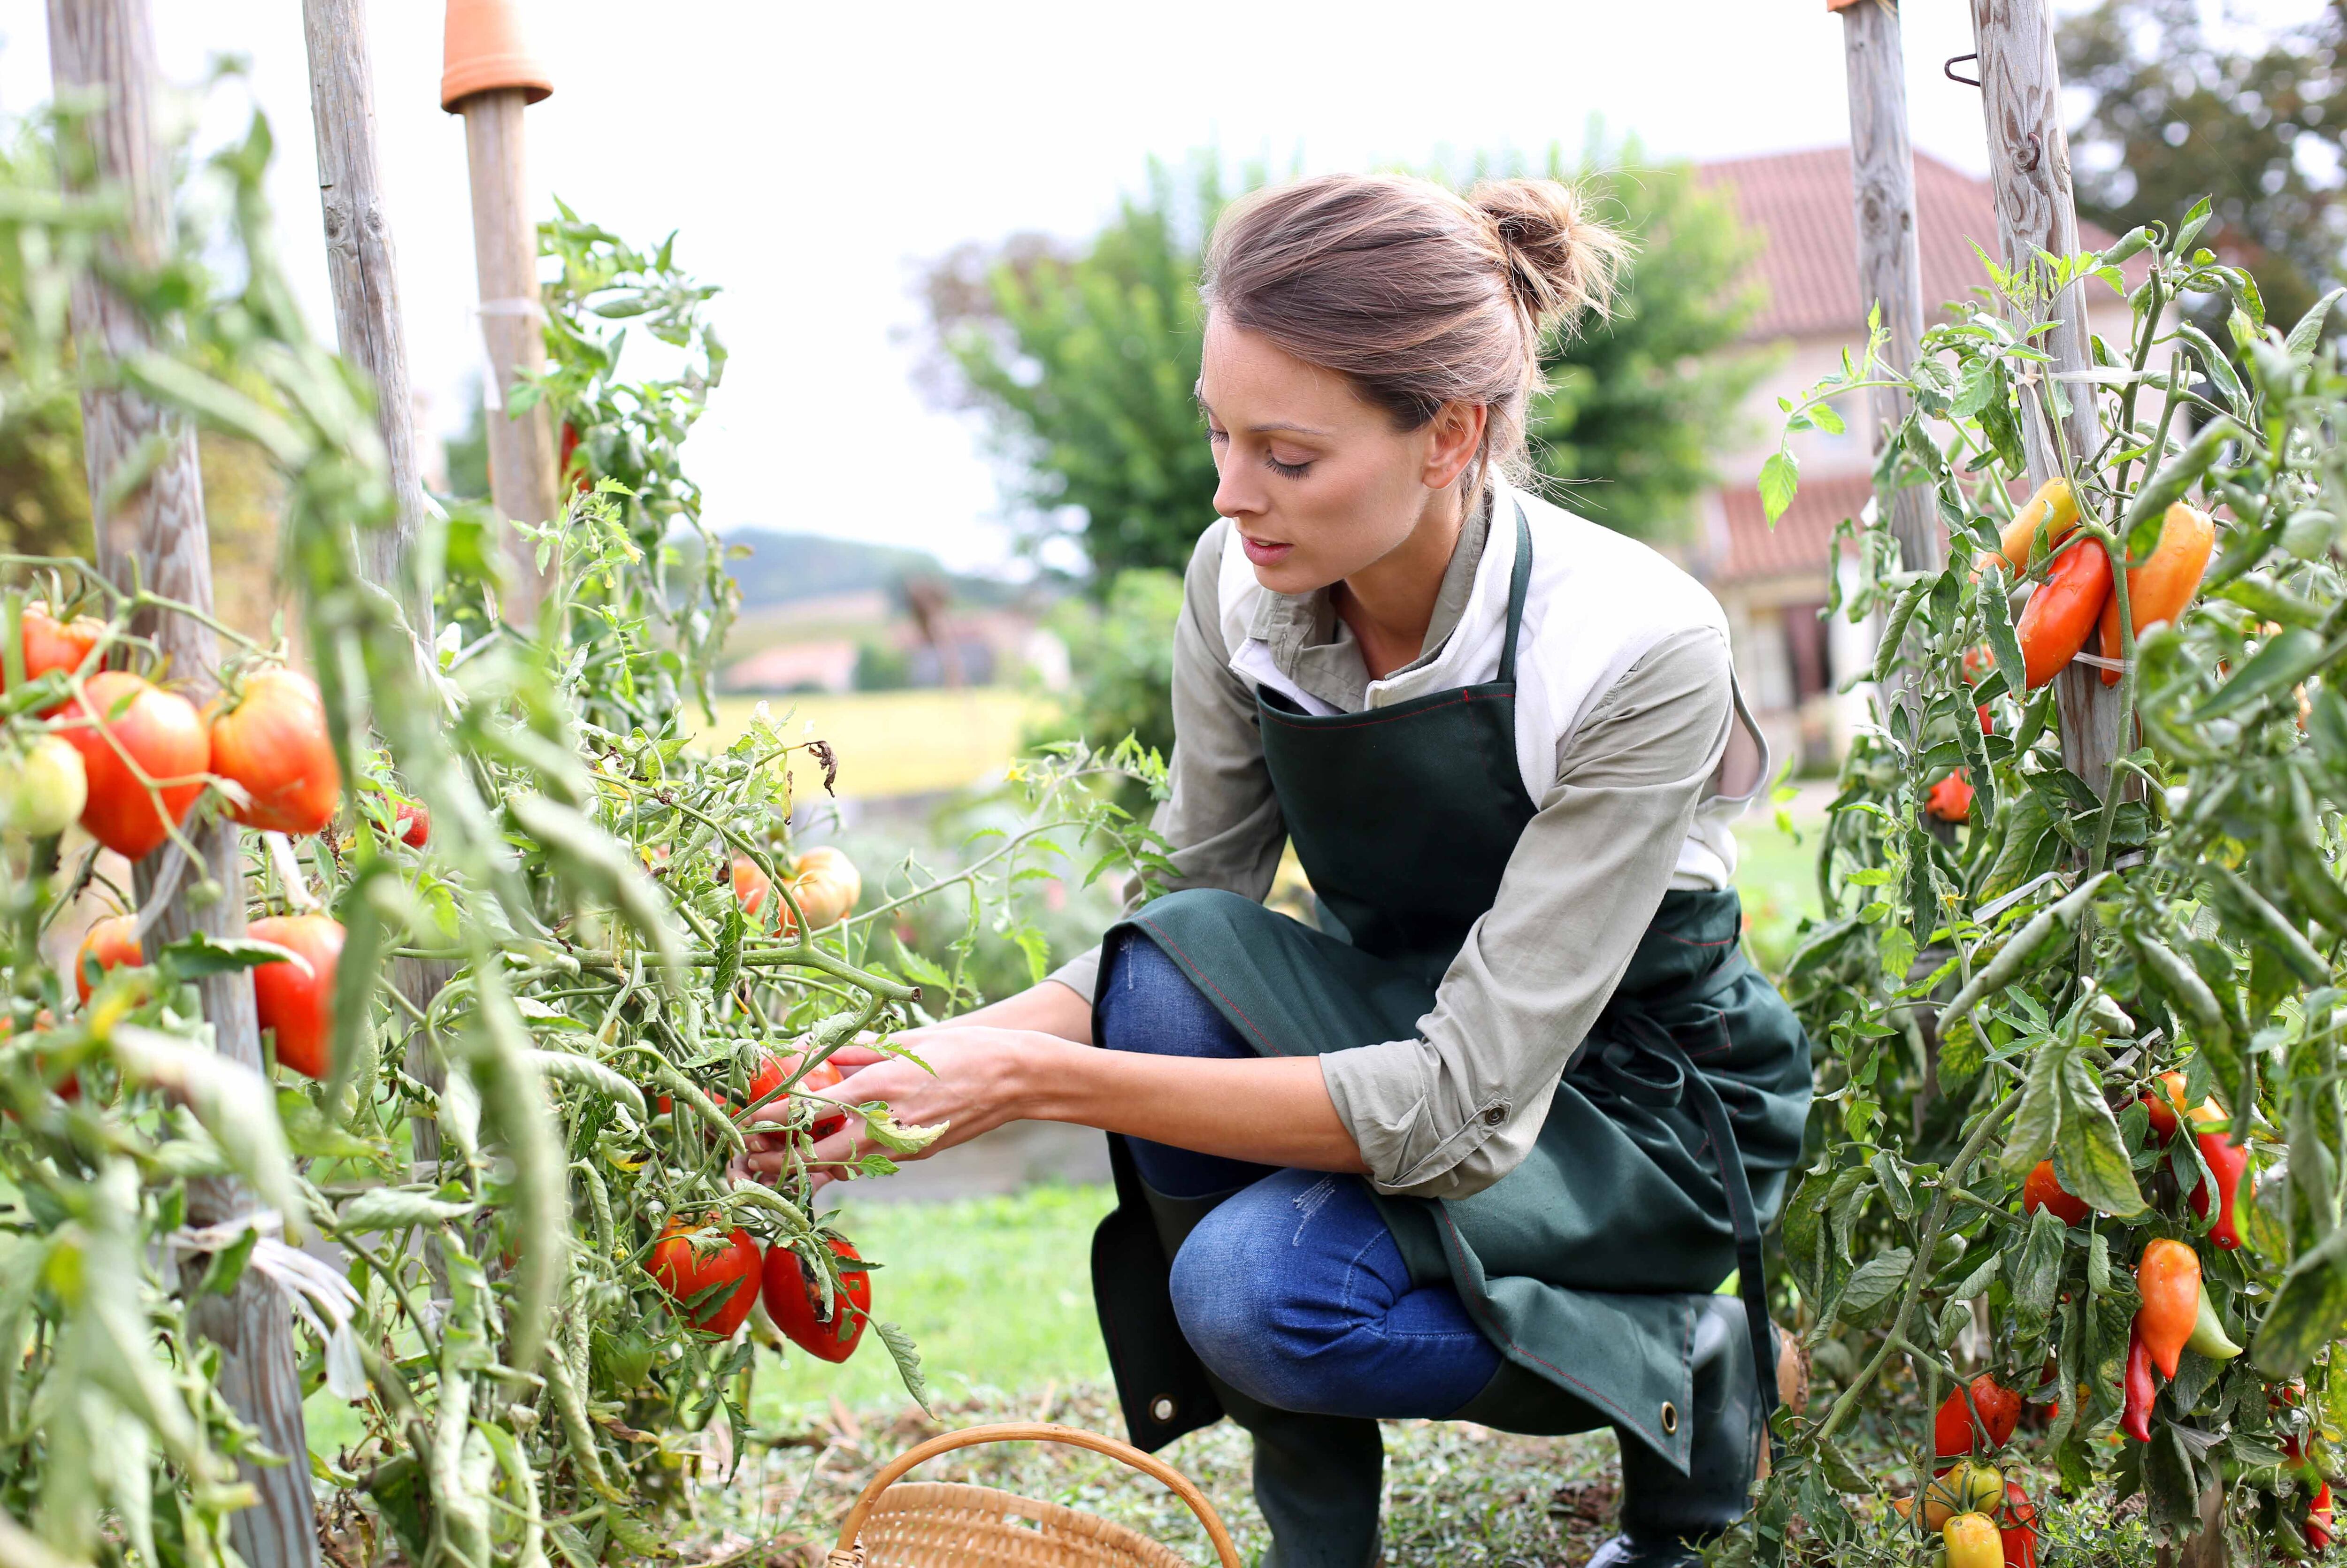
xmin=0 ymin=99 xmax=1164 ymax=1568
xmin=1735 ymin=203 xmax=2347 ymax=1560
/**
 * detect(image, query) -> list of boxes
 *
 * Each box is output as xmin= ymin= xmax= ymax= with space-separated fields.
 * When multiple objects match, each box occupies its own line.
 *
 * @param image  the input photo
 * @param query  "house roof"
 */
xmin=1713 ymin=470 xmax=1873 ymax=585
xmin=1696 ymin=146 xmax=2131 ymax=342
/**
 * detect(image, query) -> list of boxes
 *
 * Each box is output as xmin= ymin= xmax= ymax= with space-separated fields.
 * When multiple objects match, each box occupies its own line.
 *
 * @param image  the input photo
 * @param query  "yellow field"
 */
xmin=687 ymin=688 xmax=1056 ymax=801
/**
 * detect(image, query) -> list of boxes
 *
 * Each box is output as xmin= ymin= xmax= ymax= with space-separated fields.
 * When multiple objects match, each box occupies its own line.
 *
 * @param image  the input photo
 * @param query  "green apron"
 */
xmin=1090 ymin=514 xmax=1813 ymax=1472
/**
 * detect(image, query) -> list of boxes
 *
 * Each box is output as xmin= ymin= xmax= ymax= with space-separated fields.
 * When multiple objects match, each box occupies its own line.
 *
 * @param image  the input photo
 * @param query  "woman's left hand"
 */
xmin=737 ymin=1026 xmax=1062 ymax=1192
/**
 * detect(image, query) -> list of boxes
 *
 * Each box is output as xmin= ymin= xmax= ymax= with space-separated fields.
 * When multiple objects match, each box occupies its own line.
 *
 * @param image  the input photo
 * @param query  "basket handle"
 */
xmin=826 ymin=1421 xmax=1243 ymax=1568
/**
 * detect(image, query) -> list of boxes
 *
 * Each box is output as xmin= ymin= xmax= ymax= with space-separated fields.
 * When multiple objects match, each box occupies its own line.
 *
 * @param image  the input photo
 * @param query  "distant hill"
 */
xmin=717 ymin=530 xmax=1019 ymax=612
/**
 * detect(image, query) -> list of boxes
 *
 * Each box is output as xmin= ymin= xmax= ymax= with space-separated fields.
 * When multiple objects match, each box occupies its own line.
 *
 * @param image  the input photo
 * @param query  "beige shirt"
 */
xmin=1050 ymin=490 xmax=1742 ymax=1201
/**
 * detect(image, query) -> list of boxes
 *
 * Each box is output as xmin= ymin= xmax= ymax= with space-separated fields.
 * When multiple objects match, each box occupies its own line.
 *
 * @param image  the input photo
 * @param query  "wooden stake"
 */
xmin=1838 ymin=0 xmax=1941 ymax=574
xmin=1970 ymin=0 xmax=2125 ymax=798
xmin=300 ymin=0 xmax=453 ymax=1295
xmin=459 ymin=86 xmax=558 ymax=613
xmin=44 ymin=5 xmax=316 ymax=1566
xmin=301 ymin=0 xmax=430 ymax=636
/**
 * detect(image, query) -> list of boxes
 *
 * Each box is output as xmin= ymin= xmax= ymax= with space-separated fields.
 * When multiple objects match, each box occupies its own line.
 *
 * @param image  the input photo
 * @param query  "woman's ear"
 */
xmin=1421 ymin=401 xmax=1488 ymax=491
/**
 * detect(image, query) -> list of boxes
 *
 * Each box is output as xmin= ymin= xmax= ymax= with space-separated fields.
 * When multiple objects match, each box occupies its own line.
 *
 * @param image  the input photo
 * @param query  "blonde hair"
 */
xmin=1200 ymin=172 xmax=1630 ymax=498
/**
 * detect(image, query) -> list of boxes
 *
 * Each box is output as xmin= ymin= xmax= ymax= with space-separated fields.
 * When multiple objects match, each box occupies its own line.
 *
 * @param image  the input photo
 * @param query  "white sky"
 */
xmin=0 ymin=1 xmax=2326 ymax=574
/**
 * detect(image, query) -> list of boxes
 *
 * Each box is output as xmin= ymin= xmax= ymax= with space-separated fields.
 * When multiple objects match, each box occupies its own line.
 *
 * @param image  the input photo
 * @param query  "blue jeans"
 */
xmin=1097 ymin=932 xmax=1503 ymax=1419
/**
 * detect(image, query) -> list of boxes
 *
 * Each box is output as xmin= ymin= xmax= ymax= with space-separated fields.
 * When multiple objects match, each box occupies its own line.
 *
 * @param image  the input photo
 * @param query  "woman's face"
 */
xmin=1198 ymin=316 xmax=1483 ymax=595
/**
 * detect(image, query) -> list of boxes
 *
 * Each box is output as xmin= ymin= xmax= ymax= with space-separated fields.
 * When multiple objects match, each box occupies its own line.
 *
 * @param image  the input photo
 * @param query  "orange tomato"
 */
xmin=1927 ymin=772 xmax=1975 ymax=823
xmin=8 ymin=604 xmax=104 ymax=712
xmin=74 ymin=913 xmax=142 ymax=1005
xmin=730 ymin=854 xmax=774 ymax=926
xmin=205 ymin=668 xmax=342 ymax=836
xmin=2097 ymin=503 xmax=2215 ymax=686
xmin=1988 ymin=479 xmax=2079 ymax=574
xmin=2021 ymin=1160 xmax=2090 ymax=1226
xmin=2136 ymin=1238 xmax=2202 ymax=1381
xmin=247 ymin=913 xmax=343 ymax=1079
xmin=2017 ymin=536 xmax=2114 ymax=689
xmin=781 ymin=844 xmax=862 ymax=933
xmin=58 ymin=672 xmax=208 ymax=860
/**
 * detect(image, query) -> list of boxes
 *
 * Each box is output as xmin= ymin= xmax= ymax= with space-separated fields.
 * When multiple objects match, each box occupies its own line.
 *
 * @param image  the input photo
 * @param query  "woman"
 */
xmin=748 ymin=173 xmax=1812 ymax=1568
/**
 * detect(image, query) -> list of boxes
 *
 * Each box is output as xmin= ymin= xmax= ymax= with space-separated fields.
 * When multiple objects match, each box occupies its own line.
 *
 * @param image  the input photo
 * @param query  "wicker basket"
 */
xmin=825 ymin=1422 xmax=1241 ymax=1568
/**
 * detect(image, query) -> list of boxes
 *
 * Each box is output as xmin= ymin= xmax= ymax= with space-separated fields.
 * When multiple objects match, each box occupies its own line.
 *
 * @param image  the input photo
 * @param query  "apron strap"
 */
xmin=1608 ymin=1013 xmax=1780 ymax=1451
xmin=1497 ymin=502 xmax=1534 ymax=686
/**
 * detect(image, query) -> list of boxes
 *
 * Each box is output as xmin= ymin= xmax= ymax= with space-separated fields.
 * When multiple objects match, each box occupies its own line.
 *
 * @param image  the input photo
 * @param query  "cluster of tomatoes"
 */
xmin=2005 ymin=1073 xmax=2334 ymax=1553
xmin=649 ymin=1216 xmax=870 ymax=1365
xmin=1925 ymin=479 xmax=2217 ymax=825
xmin=1892 ymin=1378 xmax=2039 ymax=1568
xmin=2 ymin=604 xmax=413 ymax=1081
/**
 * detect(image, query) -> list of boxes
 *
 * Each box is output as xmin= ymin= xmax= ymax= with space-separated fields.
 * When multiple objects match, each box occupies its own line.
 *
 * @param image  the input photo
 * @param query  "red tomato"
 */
xmin=10 ymin=604 xmax=103 ymax=712
xmin=762 ymin=1236 xmax=870 ymax=1362
xmin=1998 ymin=1480 xmax=2040 ymax=1568
xmin=649 ymin=1219 xmax=761 ymax=1336
xmin=75 ymin=913 xmax=143 ymax=1005
xmin=559 ymin=420 xmax=591 ymax=494
xmin=2021 ymin=1160 xmax=2090 ymax=1226
xmin=2311 ymin=1480 xmax=2334 ymax=1552
xmin=798 ymin=1058 xmax=849 ymax=1139
xmin=727 ymin=1053 xmax=848 ymax=1139
xmin=1934 ymin=1375 xmax=2023 ymax=1457
xmin=1926 ymin=772 xmax=1975 ymax=823
xmin=394 ymin=801 xmax=430 ymax=848
xmin=59 ymin=672 xmax=208 ymax=860
xmin=205 ymin=668 xmax=341 ymax=836
xmin=247 ymin=913 xmax=343 ymax=1079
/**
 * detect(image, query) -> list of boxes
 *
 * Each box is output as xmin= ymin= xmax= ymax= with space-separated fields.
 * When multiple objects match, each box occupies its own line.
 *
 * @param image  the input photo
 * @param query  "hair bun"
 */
xmin=1469 ymin=177 xmax=1631 ymax=337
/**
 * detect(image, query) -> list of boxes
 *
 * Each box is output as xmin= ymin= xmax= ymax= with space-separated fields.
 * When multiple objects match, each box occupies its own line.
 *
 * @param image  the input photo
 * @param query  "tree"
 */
xmin=922 ymin=142 xmax=1764 ymax=581
xmin=2060 ymin=0 xmax=2347 ymax=336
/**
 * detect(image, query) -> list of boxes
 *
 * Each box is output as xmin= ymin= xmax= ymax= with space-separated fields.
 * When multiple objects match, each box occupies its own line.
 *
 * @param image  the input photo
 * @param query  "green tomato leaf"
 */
xmin=1759 ymin=449 xmax=1800 ymax=524
xmin=2052 ymin=1052 xmax=2148 ymax=1216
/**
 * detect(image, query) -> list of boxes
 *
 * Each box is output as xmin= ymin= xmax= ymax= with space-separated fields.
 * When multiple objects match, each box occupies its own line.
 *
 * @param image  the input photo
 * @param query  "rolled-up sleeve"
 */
xmin=1316 ymin=627 xmax=1735 ymax=1200
xmin=1047 ymin=520 xmax=1286 ymax=1003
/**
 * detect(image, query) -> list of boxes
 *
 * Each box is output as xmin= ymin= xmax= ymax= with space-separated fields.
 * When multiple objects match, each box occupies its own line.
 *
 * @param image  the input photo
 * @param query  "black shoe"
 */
xmin=1594 ymin=1296 xmax=1766 ymax=1564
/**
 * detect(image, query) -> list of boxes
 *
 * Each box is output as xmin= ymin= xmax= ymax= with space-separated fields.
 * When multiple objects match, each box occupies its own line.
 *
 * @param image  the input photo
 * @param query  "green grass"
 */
xmin=1733 ymin=810 xmax=1826 ymax=975
xmin=755 ymin=1184 xmax=1117 ymax=1420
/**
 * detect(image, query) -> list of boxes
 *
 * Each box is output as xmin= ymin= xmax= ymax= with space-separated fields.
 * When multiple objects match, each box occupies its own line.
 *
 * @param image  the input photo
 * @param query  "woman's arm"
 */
xmin=742 ymin=1026 xmax=1368 ymax=1186
xmin=932 ymin=979 xmax=1094 ymax=1043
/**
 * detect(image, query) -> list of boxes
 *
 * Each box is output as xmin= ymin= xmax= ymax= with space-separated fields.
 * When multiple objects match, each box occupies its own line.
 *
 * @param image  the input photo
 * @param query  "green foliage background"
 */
xmin=922 ymin=140 xmax=1764 ymax=582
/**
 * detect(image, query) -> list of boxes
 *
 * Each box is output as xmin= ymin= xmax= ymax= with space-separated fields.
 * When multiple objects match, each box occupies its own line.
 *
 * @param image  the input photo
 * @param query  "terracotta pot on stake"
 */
xmin=442 ymin=0 xmax=557 ymax=620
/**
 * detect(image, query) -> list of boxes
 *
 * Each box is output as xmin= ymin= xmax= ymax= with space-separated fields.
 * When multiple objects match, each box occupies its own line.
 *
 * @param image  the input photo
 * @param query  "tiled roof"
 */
xmin=1713 ymin=470 xmax=1874 ymax=584
xmin=1697 ymin=147 xmax=2132 ymax=342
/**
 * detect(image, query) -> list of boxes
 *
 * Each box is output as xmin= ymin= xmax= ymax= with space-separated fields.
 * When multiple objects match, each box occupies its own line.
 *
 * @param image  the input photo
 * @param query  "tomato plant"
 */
xmin=0 ymin=102 xmax=1174 ymax=1568
xmin=1735 ymin=200 xmax=2347 ymax=1561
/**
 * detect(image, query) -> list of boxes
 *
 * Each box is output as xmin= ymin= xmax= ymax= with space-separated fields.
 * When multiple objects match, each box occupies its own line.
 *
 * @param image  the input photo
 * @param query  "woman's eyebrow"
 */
xmin=1193 ymin=389 xmax=1329 ymax=437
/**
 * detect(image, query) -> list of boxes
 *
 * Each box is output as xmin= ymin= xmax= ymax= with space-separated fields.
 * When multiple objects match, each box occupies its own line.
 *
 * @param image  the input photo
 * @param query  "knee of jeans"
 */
xmin=1097 ymin=935 xmax=1245 ymax=1062
xmin=1166 ymin=1176 xmax=1400 ymax=1394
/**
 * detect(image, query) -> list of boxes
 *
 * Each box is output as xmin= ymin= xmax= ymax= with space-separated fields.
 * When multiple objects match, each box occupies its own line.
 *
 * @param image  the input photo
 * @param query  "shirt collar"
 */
xmin=1245 ymin=484 xmax=1497 ymax=712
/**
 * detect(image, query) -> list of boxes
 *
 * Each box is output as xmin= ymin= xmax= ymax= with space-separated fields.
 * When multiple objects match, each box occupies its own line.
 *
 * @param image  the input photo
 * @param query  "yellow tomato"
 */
xmin=1943 ymin=1511 xmax=2001 ymax=1568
